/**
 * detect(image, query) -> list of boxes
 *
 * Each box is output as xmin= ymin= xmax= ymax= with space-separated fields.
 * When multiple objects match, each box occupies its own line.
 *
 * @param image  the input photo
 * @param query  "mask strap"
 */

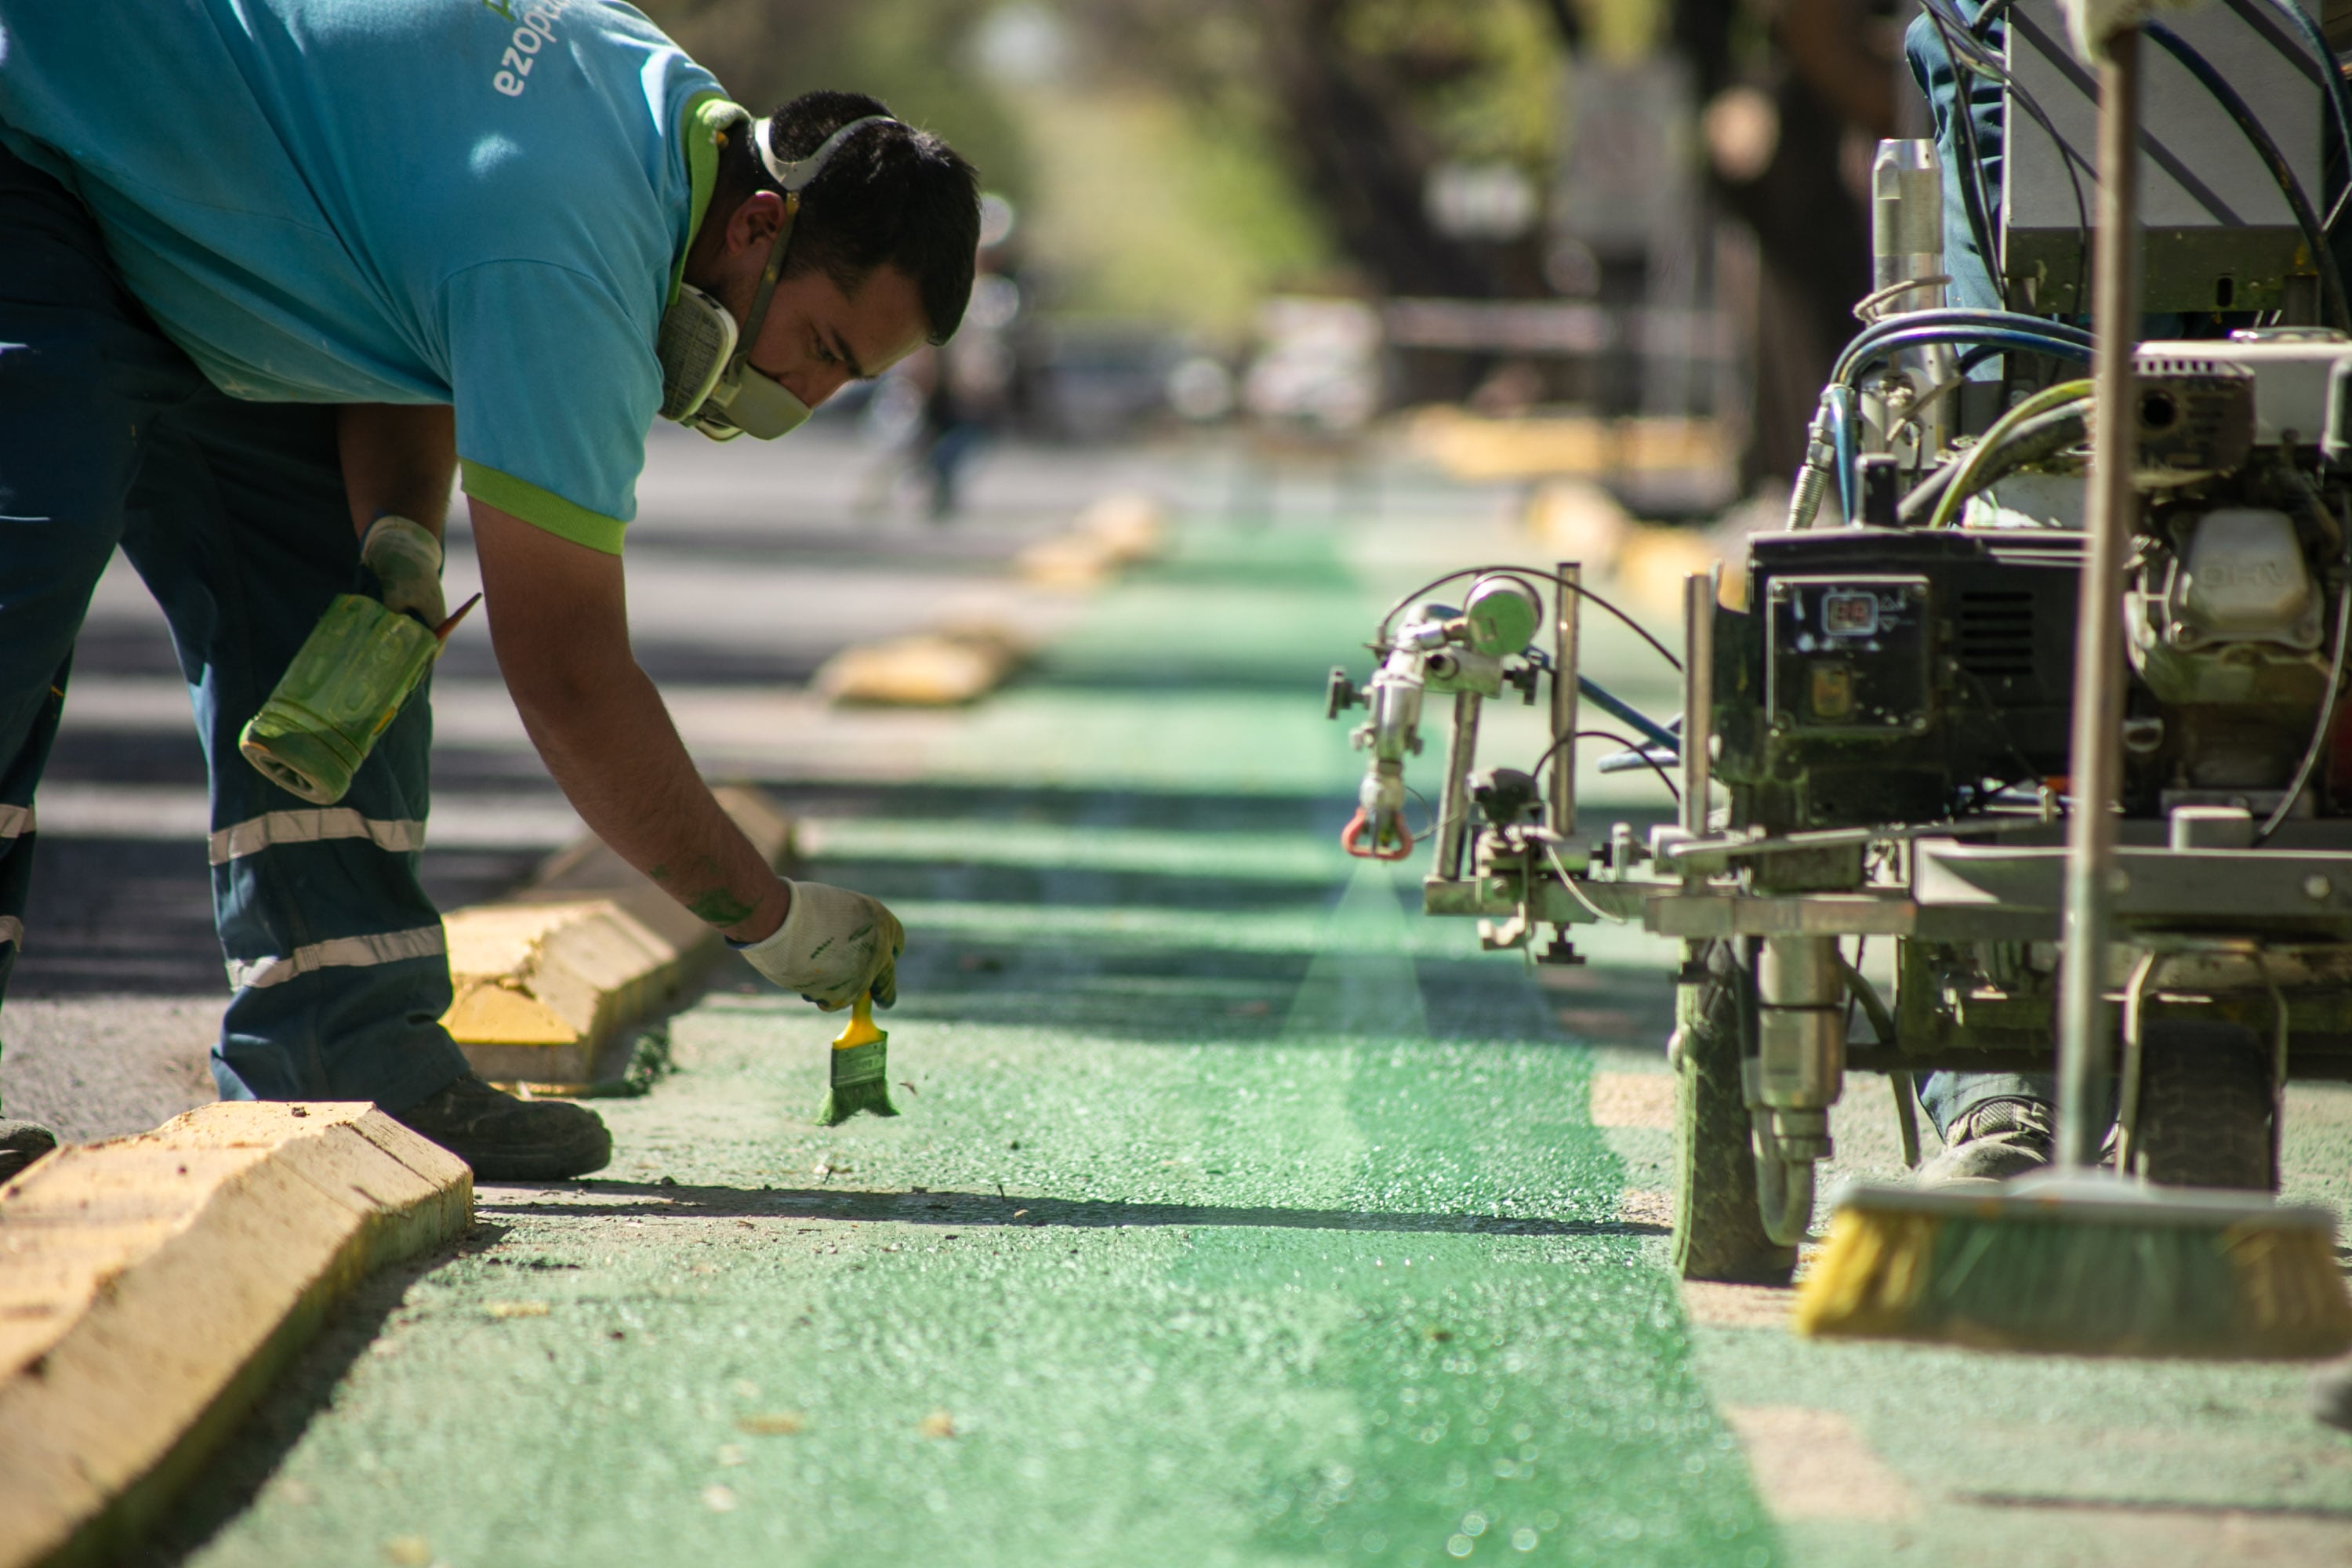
xmin=731 ymin=114 xmax=898 ymax=374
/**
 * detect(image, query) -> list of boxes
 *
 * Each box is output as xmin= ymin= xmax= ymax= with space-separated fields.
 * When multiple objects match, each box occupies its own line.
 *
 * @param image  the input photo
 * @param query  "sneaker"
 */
xmin=393 ymin=1073 xmax=611 ymax=1181
xmin=1915 ymin=1096 xmax=2055 ymax=1187
xmin=0 ymin=1118 xmax=57 ymax=1183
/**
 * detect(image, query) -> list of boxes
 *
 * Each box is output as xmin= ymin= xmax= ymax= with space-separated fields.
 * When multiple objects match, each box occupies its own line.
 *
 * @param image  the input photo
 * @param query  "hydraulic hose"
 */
xmin=1826 ymin=386 xmax=1860 ymax=524
xmin=1901 ymin=405 xmax=2088 ymax=525
xmin=1754 ymin=1144 xmax=1817 ymax=1247
xmin=1834 ymin=308 xmax=2090 ymax=383
xmin=1917 ymin=377 xmax=2095 ymax=528
xmin=1836 ymin=325 xmax=2092 ymax=388
xmin=1784 ymin=393 xmax=1841 ymax=531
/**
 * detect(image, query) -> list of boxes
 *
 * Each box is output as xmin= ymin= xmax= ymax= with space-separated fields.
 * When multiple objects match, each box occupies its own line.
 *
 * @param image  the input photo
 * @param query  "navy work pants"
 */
xmin=0 ymin=143 xmax=470 ymax=1111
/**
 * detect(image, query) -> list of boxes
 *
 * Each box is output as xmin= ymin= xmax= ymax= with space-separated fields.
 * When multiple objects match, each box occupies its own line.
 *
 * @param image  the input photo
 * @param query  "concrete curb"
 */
xmin=441 ymin=784 xmax=795 ymax=1087
xmin=1013 ymin=492 xmax=1165 ymax=593
xmin=1404 ymin=406 xmax=1731 ymax=483
xmin=811 ymin=623 xmax=1029 ymax=707
xmin=0 ymin=1102 xmax=473 ymax=1568
xmin=814 ymin=493 xmax=1162 ymax=710
xmin=810 ymin=492 xmax=1163 ymax=710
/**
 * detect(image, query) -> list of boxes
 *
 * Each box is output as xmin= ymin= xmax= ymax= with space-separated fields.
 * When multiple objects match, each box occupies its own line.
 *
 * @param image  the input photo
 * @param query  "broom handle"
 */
xmin=2054 ymin=27 xmax=2142 ymax=1173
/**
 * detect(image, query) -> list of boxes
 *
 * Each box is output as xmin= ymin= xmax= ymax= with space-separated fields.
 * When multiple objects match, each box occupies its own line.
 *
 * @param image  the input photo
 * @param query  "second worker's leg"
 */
xmin=1913 ymin=1070 xmax=2056 ymax=1185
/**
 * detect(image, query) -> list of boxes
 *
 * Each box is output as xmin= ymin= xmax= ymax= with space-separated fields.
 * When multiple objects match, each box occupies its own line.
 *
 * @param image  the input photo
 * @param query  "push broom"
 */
xmin=1796 ymin=9 xmax=2352 ymax=1357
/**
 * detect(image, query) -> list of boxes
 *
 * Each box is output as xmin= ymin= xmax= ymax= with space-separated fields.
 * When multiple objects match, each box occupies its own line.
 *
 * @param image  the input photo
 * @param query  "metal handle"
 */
xmin=1552 ymin=562 xmax=1580 ymax=836
xmin=1432 ymin=693 xmax=1484 ymax=880
xmin=1681 ymin=571 xmax=1716 ymax=866
xmin=2054 ymin=28 xmax=2143 ymax=1174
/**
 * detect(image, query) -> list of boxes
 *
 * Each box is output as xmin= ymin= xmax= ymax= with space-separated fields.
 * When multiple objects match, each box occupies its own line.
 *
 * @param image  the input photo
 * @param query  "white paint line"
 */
xmin=1588 ymin=1070 xmax=1675 ymax=1129
xmin=1720 ymin=1404 xmax=1918 ymax=1522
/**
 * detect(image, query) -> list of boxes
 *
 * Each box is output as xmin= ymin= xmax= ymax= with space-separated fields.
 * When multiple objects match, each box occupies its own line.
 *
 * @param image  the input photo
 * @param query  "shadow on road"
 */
xmin=477 ymin=1180 xmax=1661 ymax=1238
xmin=126 ymin=1221 xmax=513 ymax=1568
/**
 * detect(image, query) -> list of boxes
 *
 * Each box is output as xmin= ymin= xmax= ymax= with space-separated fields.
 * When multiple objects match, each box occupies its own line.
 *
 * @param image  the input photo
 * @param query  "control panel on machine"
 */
xmin=1763 ymin=575 xmax=1934 ymax=738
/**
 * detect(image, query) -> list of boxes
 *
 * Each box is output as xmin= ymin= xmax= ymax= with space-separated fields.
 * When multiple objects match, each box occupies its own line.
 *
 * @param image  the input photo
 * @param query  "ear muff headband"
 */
xmin=731 ymin=114 xmax=898 ymax=377
xmin=757 ymin=113 xmax=895 ymax=194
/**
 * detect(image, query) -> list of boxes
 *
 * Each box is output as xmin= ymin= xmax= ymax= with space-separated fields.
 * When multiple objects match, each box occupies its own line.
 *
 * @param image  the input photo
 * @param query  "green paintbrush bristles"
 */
xmin=1797 ymin=1178 xmax=2352 ymax=1358
xmin=817 ymin=995 xmax=898 ymax=1126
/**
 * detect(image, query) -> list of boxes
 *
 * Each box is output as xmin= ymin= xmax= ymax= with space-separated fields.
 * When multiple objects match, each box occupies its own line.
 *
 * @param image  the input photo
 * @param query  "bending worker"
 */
xmin=0 ymin=1 xmax=978 ymax=1181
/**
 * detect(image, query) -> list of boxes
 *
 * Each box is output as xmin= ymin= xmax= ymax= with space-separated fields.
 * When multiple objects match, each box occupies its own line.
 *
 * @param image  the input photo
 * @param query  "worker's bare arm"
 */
xmin=468 ymin=499 xmax=791 ymax=943
xmin=338 ymin=404 xmax=458 ymax=539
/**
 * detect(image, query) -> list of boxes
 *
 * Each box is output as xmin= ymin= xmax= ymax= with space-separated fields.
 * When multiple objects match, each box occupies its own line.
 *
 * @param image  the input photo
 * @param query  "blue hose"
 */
xmin=1836 ymin=325 xmax=2092 ymax=387
xmin=1578 ymin=675 xmax=1681 ymax=755
xmin=1826 ymin=386 xmax=1859 ymax=526
xmin=1840 ymin=307 xmax=2089 ymax=368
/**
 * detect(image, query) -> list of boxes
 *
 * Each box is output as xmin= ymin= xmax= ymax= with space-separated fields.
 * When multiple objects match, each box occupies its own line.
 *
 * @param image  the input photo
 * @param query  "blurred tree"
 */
xmin=637 ymin=0 xmax=1033 ymax=208
xmin=1070 ymin=0 xmax=1569 ymax=300
xmin=1675 ymin=0 xmax=1895 ymax=481
xmin=1010 ymin=88 xmax=1331 ymax=336
xmin=641 ymin=0 xmax=1331 ymax=339
xmin=637 ymin=0 xmax=1887 ymax=475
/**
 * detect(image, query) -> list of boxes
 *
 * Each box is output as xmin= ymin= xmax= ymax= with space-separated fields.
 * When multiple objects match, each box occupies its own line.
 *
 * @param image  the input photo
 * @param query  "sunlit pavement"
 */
xmin=13 ymin=426 xmax=2352 ymax=1565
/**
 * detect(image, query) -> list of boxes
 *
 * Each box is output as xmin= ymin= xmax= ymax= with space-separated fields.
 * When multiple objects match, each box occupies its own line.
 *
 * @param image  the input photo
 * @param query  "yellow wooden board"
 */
xmin=441 ymin=784 xmax=796 ymax=1085
xmin=0 ymin=1102 xmax=471 ymax=1568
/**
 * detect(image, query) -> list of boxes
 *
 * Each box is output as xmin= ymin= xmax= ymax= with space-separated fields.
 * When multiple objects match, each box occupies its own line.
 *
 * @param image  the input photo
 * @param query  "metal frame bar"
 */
xmin=1681 ymin=571 xmax=1715 ymax=873
xmin=1552 ymin=561 xmax=1579 ymax=839
xmin=1433 ymin=693 xmax=1484 ymax=882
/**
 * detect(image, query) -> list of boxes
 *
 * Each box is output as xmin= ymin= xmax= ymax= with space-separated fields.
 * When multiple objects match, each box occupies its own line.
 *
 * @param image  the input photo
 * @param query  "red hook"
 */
xmin=1341 ymin=807 xmax=1413 ymax=861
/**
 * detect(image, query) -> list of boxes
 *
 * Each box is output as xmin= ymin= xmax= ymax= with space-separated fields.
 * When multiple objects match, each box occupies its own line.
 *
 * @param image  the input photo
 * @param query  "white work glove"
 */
xmin=361 ymin=514 xmax=445 ymax=627
xmin=733 ymin=880 xmax=903 ymax=1011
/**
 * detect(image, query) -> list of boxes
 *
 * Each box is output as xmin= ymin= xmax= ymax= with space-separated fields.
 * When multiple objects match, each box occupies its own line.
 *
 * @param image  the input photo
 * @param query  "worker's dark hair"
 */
xmin=713 ymin=90 xmax=981 ymax=344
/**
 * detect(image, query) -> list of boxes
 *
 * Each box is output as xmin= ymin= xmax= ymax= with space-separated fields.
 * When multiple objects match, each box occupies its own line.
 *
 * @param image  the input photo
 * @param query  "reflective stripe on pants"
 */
xmin=226 ymin=924 xmax=447 ymax=992
xmin=209 ymin=808 xmax=427 ymax=866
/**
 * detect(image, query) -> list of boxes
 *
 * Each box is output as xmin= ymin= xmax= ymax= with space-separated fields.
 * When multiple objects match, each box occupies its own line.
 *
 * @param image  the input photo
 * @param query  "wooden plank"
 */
xmin=0 ymin=1102 xmax=472 ymax=1568
xmin=442 ymin=783 xmax=796 ymax=1087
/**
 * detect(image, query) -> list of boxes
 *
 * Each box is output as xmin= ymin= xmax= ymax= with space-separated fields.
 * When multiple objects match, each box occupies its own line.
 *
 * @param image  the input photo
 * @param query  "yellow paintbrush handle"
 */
xmin=831 ymin=992 xmax=885 ymax=1050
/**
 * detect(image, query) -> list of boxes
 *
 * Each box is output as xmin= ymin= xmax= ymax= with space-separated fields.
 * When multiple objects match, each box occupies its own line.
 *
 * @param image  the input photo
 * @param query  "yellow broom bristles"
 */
xmin=2223 ymin=1225 xmax=2352 ymax=1353
xmin=1793 ymin=1207 xmax=1940 ymax=1338
xmin=1794 ymin=1187 xmax=2352 ymax=1359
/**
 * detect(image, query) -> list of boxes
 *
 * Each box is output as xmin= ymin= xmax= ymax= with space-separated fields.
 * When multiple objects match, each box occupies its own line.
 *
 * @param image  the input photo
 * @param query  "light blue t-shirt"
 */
xmin=0 ymin=0 xmax=735 ymax=552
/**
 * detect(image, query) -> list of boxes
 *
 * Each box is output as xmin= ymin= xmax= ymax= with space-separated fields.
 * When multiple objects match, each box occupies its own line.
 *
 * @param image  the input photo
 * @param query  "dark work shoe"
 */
xmin=0 ymin=1118 xmax=59 ymax=1183
xmin=1915 ymin=1096 xmax=2055 ymax=1188
xmin=393 ymin=1073 xmax=611 ymax=1181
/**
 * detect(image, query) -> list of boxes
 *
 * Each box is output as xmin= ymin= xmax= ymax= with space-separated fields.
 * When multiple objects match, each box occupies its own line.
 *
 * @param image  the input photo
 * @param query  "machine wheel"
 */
xmin=2133 ymin=1020 xmax=2278 ymax=1192
xmin=1672 ymin=939 xmax=1798 ymax=1284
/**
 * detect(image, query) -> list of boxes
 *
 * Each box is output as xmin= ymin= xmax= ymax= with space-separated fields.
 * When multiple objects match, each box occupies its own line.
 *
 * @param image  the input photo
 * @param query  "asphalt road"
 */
xmin=11 ymin=422 xmax=2352 ymax=1565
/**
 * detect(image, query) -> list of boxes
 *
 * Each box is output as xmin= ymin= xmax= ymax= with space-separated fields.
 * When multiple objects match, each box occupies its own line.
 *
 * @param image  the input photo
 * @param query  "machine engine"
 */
xmin=1716 ymin=332 xmax=2352 ymax=852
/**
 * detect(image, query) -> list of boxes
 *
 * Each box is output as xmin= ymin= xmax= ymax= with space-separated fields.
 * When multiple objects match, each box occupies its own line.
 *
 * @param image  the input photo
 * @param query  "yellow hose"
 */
xmin=1925 ymin=377 xmax=2093 ymax=530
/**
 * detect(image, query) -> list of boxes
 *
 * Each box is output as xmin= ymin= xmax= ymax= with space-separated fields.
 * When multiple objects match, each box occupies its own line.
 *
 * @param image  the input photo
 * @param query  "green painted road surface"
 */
xmin=154 ymin=513 xmax=2352 ymax=1566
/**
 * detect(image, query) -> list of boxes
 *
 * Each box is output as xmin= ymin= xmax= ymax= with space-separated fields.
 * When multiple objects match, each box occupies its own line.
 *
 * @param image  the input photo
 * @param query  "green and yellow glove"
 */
xmin=361 ymin=514 xmax=445 ymax=627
